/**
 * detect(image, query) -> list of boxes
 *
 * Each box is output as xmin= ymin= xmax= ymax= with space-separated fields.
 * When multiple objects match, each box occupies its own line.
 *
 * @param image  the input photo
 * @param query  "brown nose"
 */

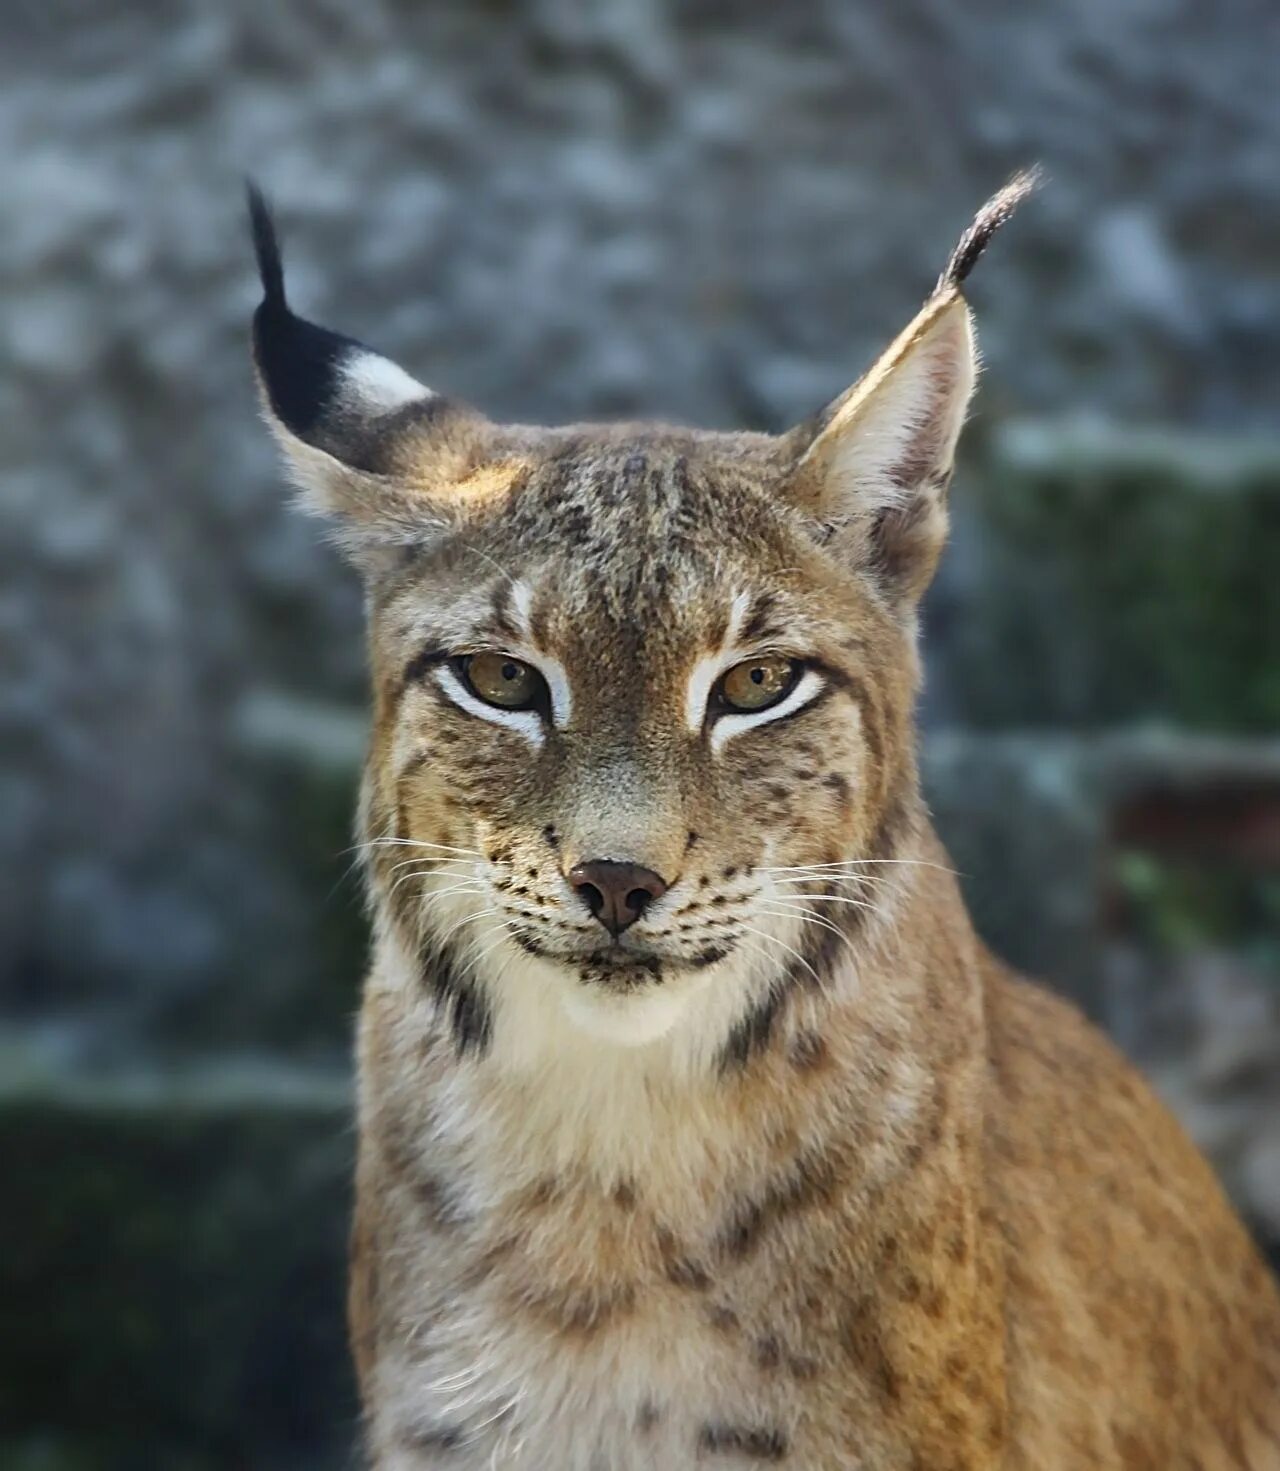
xmin=568 ymin=860 xmax=669 ymax=936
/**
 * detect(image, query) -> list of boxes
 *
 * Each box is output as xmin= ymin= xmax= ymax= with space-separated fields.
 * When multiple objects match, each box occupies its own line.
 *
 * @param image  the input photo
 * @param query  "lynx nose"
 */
xmin=568 ymin=860 xmax=669 ymax=936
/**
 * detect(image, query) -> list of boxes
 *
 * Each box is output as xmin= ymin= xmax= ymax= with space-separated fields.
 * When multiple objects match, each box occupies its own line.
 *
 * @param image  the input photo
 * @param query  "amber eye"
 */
xmin=718 ymin=656 xmax=802 ymax=713
xmin=463 ymin=652 xmax=545 ymax=710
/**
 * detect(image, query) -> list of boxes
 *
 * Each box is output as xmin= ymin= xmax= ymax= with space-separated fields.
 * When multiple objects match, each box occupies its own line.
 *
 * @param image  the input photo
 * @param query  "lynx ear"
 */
xmin=783 ymin=170 xmax=1037 ymax=607
xmin=247 ymin=184 xmax=496 ymax=566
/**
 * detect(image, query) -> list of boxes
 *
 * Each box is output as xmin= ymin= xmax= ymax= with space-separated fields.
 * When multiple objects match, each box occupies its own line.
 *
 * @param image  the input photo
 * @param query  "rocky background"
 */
xmin=4 ymin=0 xmax=1279 ymax=1465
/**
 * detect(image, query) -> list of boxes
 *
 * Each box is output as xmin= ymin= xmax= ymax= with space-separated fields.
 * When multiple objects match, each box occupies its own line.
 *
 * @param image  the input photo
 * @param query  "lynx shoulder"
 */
xmin=249 ymin=173 xmax=1280 ymax=1469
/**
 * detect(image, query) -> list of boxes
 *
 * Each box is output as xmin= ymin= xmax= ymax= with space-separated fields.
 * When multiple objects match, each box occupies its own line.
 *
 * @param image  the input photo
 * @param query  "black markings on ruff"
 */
xmin=401 ymin=1424 xmax=466 ymax=1452
xmin=698 ymin=1424 xmax=790 ymax=1461
xmin=664 ymin=1254 xmax=712 ymax=1292
xmin=716 ymin=912 xmax=843 ymax=1072
xmin=718 ymin=1147 xmax=840 ymax=1261
xmin=376 ymin=1123 xmax=469 ymax=1232
xmin=718 ymin=983 xmax=787 ymax=1072
xmin=636 ymin=1401 xmax=663 ymax=1433
xmin=420 ymin=941 xmax=492 ymax=1057
xmin=754 ymin=1333 xmax=783 ymax=1371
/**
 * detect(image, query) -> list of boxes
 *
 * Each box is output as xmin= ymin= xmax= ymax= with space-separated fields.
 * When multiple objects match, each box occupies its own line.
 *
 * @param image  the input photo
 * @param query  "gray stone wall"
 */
xmin=4 ymin=0 xmax=1279 ymax=1464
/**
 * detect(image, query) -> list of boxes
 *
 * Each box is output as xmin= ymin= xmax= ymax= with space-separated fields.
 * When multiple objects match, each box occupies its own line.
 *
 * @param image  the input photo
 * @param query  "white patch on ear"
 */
xmin=799 ymin=294 xmax=977 ymax=521
xmin=684 ymin=591 xmax=751 ymax=733
xmin=339 ymin=349 xmax=432 ymax=413
xmin=433 ymin=663 xmax=544 ymax=749
xmin=710 ymin=668 xmax=827 ymax=755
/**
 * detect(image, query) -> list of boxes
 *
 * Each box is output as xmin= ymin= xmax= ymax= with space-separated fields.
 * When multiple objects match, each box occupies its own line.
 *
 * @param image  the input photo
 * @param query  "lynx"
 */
xmin=248 ymin=175 xmax=1280 ymax=1469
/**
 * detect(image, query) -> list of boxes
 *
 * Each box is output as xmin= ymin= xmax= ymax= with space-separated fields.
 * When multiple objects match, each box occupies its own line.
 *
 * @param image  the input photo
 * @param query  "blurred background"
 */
xmin=4 ymin=0 xmax=1279 ymax=1465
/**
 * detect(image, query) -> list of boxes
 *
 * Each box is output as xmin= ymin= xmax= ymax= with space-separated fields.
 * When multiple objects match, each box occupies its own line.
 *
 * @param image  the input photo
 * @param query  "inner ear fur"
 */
xmin=780 ymin=169 xmax=1038 ymax=607
xmin=783 ymin=293 xmax=976 ymax=605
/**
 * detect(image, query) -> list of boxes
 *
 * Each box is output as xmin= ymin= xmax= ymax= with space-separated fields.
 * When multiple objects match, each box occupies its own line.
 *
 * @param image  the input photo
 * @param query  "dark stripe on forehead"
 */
xmin=487 ymin=580 xmax=523 ymax=644
xmin=739 ymin=593 xmax=780 ymax=646
xmin=705 ymin=600 xmax=735 ymax=652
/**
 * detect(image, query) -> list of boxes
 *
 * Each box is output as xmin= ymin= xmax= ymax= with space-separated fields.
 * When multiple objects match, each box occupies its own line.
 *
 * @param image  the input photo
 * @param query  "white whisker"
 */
xmin=762 ymin=857 xmax=956 ymax=875
xmin=389 ymin=854 xmax=478 ymax=875
xmin=771 ymin=872 xmax=892 ymax=890
xmin=354 ymin=837 xmax=483 ymax=858
xmin=737 ymin=924 xmax=822 ymax=988
xmin=432 ymin=907 xmax=503 ymax=950
xmin=424 ymin=880 xmax=492 ymax=904
xmin=389 ymin=868 xmax=486 ymax=902
xmin=758 ymin=903 xmax=849 ymax=938
xmin=765 ymin=893 xmax=879 ymax=912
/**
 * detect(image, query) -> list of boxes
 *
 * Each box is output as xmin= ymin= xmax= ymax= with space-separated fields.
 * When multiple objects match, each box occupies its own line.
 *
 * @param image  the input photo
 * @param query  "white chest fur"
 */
xmin=374 ymin=1294 xmax=786 ymax=1470
xmin=357 ymin=943 xmax=879 ymax=1470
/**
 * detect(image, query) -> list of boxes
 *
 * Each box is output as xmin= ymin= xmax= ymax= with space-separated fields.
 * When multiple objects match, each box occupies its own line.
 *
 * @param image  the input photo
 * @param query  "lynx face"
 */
xmin=248 ymin=175 xmax=1032 ymax=1056
xmin=363 ymin=433 xmax=916 ymax=1044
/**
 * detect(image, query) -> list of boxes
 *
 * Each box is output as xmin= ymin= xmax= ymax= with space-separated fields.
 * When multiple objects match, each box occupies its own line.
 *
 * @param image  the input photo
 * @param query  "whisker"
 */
xmin=432 ymin=907 xmax=503 ymax=950
xmin=385 ymin=847 xmax=476 ymax=864
xmin=386 ymin=859 xmax=471 ymax=875
xmin=765 ymin=893 xmax=879 ymax=912
xmin=758 ymin=905 xmax=865 ymax=963
xmin=350 ymin=837 xmax=484 ymax=858
xmin=459 ymin=538 xmax=519 ymax=591
xmin=762 ymin=857 xmax=957 ymax=876
xmin=758 ymin=904 xmax=847 ymax=942
xmin=424 ymin=880 xmax=492 ymax=904
xmin=737 ymin=925 xmax=823 ymax=988
xmin=462 ymin=928 xmax=519 ymax=972
xmin=389 ymin=869 xmax=486 ymax=902
xmin=324 ymin=848 xmax=372 ymax=904
xmin=771 ymin=872 xmax=892 ymax=890
xmin=733 ymin=936 xmax=788 ymax=989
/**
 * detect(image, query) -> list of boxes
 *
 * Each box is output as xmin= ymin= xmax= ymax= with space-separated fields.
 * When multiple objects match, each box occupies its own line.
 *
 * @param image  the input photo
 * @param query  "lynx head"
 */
xmin=249 ymin=174 xmax=1034 ymax=1066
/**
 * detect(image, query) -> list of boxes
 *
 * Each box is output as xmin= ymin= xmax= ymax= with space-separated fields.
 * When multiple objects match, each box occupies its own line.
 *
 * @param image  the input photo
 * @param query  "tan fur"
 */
xmin=253 ymin=182 xmax=1280 ymax=1468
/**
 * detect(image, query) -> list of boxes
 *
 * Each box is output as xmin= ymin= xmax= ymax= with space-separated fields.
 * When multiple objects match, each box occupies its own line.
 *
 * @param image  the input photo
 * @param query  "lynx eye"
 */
xmin=718 ymin=656 xmax=802 ymax=713
xmin=463 ymin=653 xmax=545 ymax=710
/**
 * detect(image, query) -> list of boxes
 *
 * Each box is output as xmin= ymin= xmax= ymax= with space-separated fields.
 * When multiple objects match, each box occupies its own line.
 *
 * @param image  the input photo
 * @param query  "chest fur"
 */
xmin=355 ymin=1077 xmax=997 ymax=1469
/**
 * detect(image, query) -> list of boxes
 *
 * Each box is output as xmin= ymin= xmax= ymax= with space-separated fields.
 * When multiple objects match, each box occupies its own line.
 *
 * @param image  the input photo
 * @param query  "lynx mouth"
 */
xmin=575 ymin=936 xmax=737 ymax=989
xmin=506 ymin=926 xmax=733 ymax=987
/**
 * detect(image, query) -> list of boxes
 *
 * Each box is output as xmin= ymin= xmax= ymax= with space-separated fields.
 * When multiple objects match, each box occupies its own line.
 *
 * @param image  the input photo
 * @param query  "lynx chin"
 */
xmin=248 ymin=173 xmax=1279 ymax=1469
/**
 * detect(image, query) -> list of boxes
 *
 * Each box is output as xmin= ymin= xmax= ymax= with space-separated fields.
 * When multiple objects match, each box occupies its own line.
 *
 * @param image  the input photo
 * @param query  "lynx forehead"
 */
xmin=248 ymin=172 xmax=1280 ymax=1471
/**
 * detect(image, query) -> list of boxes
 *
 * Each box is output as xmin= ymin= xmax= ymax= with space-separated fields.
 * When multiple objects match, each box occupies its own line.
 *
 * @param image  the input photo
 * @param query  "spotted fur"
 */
xmin=250 ymin=177 xmax=1280 ymax=1469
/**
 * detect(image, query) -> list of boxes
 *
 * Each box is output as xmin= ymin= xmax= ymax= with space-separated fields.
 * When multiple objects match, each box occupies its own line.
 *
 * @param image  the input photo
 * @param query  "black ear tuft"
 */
xmin=936 ymin=166 xmax=1041 ymax=295
xmin=246 ymin=179 xmax=286 ymax=313
xmin=245 ymin=183 xmax=383 ymax=447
